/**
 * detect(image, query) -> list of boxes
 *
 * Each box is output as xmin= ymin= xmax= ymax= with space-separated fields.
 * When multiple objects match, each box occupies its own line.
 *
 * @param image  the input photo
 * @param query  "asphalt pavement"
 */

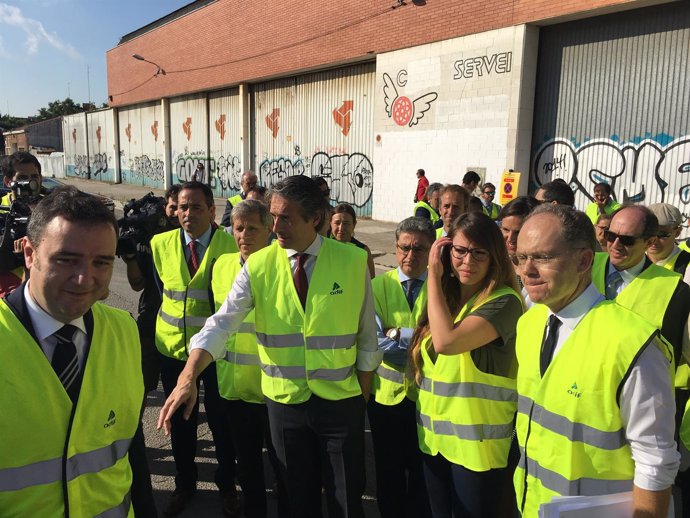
xmin=59 ymin=176 xmax=399 ymax=517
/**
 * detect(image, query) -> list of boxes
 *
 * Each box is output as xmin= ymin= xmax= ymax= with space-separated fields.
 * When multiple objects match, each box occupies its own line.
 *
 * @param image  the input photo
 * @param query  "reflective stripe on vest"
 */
xmin=376 ymin=364 xmax=404 ymax=384
xmin=249 ymin=239 xmax=366 ymax=403
xmin=162 ymin=287 xmax=209 ymax=300
xmin=371 ymin=268 xmax=427 ymax=405
xmin=158 ymin=308 xmax=209 ymax=328
xmin=416 ymin=286 xmax=522 ymax=471
xmin=0 ymin=438 xmax=131 ymax=491
xmin=225 ymin=351 xmax=261 ymax=366
xmin=417 ymin=411 xmax=513 ymax=440
xmin=517 ymin=448 xmax=632 ymax=497
xmin=517 ymin=395 xmax=626 ymax=450
xmin=256 ymin=332 xmax=356 ymax=350
xmin=95 ymin=493 xmax=131 ymax=518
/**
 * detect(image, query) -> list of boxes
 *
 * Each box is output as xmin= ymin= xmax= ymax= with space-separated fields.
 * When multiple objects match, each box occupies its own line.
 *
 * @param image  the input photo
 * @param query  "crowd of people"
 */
xmin=1 ymin=150 xmax=690 ymax=518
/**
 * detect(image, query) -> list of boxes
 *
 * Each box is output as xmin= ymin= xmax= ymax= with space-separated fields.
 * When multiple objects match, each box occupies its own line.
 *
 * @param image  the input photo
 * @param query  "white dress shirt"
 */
xmin=24 ymin=281 xmax=88 ymax=370
xmin=606 ymin=256 xmax=645 ymax=297
xmin=547 ymin=283 xmax=680 ymax=490
xmin=190 ymin=234 xmax=382 ymax=371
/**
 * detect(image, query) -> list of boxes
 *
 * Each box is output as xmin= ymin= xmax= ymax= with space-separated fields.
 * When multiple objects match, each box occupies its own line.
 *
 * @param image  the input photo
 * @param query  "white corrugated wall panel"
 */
xmin=63 ymin=113 xmax=88 ymax=178
xmin=86 ymin=109 xmax=116 ymax=183
xmin=119 ymin=102 xmax=165 ymax=188
xmin=209 ymin=88 xmax=242 ymax=197
xmin=253 ymin=63 xmax=375 ymax=216
xmin=170 ymin=94 xmax=209 ymax=184
xmin=531 ymin=3 xmax=690 ymax=236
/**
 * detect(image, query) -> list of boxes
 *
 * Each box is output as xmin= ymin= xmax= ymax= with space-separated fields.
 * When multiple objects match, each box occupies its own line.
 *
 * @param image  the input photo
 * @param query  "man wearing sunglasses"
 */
xmin=591 ymin=205 xmax=690 ymax=362
xmin=479 ymin=183 xmax=501 ymax=220
xmin=646 ymin=203 xmax=690 ymax=286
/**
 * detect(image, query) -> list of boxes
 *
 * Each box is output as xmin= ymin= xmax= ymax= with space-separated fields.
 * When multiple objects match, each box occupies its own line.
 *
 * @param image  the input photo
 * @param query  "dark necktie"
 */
xmin=188 ymin=240 xmax=200 ymax=276
xmin=52 ymin=325 xmax=80 ymax=403
xmin=539 ymin=315 xmax=562 ymax=377
xmin=404 ymin=279 xmax=420 ymax=310
xmin=294 ymin=253 xmax=309 ymax=309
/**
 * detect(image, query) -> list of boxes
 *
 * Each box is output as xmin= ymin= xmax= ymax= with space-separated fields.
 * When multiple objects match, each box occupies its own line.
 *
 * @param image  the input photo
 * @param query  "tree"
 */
xmin=36 ymin=98 xmax=82 ymax=120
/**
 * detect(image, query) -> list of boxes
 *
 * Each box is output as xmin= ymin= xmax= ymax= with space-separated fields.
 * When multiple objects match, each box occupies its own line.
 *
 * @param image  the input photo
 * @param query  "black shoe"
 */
xmin=163 ymin=487 xmax=196 ymax=516
xmin=221 ymin=489 xmax=241 ymax=518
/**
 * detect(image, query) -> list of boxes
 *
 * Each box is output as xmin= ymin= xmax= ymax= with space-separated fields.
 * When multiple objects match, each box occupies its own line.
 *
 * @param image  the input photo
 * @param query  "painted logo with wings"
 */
xmin=383 ymin=71 xmax=438 ymax=127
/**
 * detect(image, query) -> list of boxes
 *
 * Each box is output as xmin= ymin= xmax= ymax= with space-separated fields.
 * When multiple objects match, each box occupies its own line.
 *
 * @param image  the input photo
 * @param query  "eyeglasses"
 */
xmin=511 ymin=253 xmax=561 ymax=267
xmin=657 ymin=231 xmax=674 ymax=239
xmin=451 ymin=246 xmax=489 ymax=261
xmin=603 ymin=230 xmax=644 ymax=247
xmin=396 ymin=244 xmax=429 ymax=255
xmin=483 ymin=191 xmax=495 ymax=196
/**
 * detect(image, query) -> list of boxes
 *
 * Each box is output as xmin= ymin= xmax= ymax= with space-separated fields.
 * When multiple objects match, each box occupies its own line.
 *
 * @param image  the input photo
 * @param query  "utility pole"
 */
xmin=87 ymin=65 xmax=92 ymax=105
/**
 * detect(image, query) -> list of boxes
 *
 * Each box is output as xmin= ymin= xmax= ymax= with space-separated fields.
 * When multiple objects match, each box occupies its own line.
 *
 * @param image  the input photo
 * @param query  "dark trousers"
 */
xmin=266 ymin=395 xmax=366 ymax=518
xmin=367 ymin=397 xmax=431 ymax=518
xmin=160 ymin=354 xmax=236 ymax=492
xmin=129 ymin=420 xmax=158 ymax=517
xmin=225 ymin=399 xmax=290 ymax=518
xmin=422 ymin=452 xmax=508 ymax=518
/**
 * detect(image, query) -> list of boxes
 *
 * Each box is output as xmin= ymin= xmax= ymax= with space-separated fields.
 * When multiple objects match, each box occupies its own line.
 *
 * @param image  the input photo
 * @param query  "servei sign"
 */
xmin=453 ymin=52 xmax=512 ymax=79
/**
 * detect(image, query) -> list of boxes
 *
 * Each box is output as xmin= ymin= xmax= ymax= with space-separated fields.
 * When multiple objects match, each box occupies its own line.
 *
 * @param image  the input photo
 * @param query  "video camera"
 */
xmin=117 ymin=192 xmax=168 ymax=256
xmin=0 ymin=180 xmax=43 ymax=272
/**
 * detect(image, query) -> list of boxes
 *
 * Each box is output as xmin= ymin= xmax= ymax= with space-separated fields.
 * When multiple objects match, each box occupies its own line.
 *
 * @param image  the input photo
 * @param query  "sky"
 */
xmin=0 ymin=0 xmax=190 ymax=117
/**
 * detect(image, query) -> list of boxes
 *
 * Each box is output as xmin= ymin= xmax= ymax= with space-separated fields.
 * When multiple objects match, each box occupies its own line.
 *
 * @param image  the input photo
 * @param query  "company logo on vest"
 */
xmin=567 ymin=382 xmax=582 ymax=399
xmin=330 ymin=282 xmax=343 ymax=295
xmin=104 ymin=410 xmax=117 ymax=428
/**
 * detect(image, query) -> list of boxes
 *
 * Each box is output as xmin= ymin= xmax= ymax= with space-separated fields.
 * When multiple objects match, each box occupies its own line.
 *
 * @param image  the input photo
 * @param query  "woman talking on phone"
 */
xmin=410 ymin=211 xmax=523 ymax=517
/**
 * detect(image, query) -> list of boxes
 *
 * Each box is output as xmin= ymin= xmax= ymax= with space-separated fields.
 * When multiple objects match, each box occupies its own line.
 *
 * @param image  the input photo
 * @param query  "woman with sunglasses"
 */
xmin=409 ymin=211 xmax=523 ymax=518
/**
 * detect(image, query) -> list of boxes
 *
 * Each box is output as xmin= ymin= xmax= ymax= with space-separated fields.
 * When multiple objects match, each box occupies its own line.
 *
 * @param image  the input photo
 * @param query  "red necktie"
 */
xmin=294 ymin=253 xmax=308 ymax=309
xmin=188 ymin=240 xmax=200 ymax=276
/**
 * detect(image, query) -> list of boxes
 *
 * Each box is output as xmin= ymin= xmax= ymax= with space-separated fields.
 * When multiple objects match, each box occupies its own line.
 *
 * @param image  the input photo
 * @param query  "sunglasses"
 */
xmin=657 ymin=231 xmax=673 ymax=239
xmin=603 ymin=230 xmax=644 ymax=247
xmin=483 ymin=191 xmax=496 ymax=196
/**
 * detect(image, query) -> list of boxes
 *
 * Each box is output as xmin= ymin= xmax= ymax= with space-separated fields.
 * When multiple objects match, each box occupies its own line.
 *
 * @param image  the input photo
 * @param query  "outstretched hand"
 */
xmin=157 ymin=375 xmax=198 ymax=435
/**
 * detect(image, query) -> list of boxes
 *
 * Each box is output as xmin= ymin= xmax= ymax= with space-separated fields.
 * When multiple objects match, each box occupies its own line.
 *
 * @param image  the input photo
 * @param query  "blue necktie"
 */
xmin=605 ymin=270 xmax=623 ymax=300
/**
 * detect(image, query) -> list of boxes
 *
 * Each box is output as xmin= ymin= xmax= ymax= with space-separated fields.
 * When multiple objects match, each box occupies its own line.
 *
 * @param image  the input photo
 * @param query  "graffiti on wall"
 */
xmin=259 ymin=147 xmax=373 ymax=207
xmin=151 ymin=121 xmax=159 ymax=142
xmin=176 ymin=153 xmax=211 ymax=183
xmin=453 ymin=52 xmax=512 ymax=79
xmin=533 ymin=135 xmax=690 ymax=223
xmin=266 ymin=108 xmax=280 ymax=139
xmin=125 ymin=124 xmax=132 ymax=142
xmin=382 ymin=71 xmax=437 ymax=127
xmin=332 ymin=100 xmax=353 ymax=136
xmin=216 ymin=155 xmax=242 ymax=191
xmin=96 ymin=126 xmax=102 ymax=144
xmin=92 ymin=153 xmax=108 ymax=176
xmin=131 ymin=155 xmax=165 ymax=182
xmin=74 ymin=155 xmax=89 ymax=176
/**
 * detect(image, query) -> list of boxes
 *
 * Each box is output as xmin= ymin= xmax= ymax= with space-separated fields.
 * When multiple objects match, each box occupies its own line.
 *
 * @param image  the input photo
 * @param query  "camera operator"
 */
xmin=120 ymin=184 xmax=182 ymax=394
xmin=0 ymin=152 xmax=46 ymax=297
xmin=118 ymin=184 xmax=180 ymax=518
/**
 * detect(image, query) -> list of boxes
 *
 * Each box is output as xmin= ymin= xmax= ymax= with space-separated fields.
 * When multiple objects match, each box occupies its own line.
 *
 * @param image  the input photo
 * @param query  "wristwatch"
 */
xmin=386 ymin=328 xmax=401 ymax=342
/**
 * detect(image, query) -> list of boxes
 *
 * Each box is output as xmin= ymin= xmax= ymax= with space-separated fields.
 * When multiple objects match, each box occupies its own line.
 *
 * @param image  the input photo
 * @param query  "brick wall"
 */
xmin=107 ymin=0 xmax=652 ymax=107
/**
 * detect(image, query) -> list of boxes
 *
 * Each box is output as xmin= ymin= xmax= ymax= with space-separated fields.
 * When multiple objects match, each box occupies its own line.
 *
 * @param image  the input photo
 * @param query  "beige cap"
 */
xmin=648 ymin=203 xmax=682 ymax=227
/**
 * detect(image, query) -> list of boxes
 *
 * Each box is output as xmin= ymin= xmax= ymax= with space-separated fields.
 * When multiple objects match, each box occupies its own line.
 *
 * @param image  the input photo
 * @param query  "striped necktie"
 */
xmin=52 ymin=325 xmax=80 ymax=403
